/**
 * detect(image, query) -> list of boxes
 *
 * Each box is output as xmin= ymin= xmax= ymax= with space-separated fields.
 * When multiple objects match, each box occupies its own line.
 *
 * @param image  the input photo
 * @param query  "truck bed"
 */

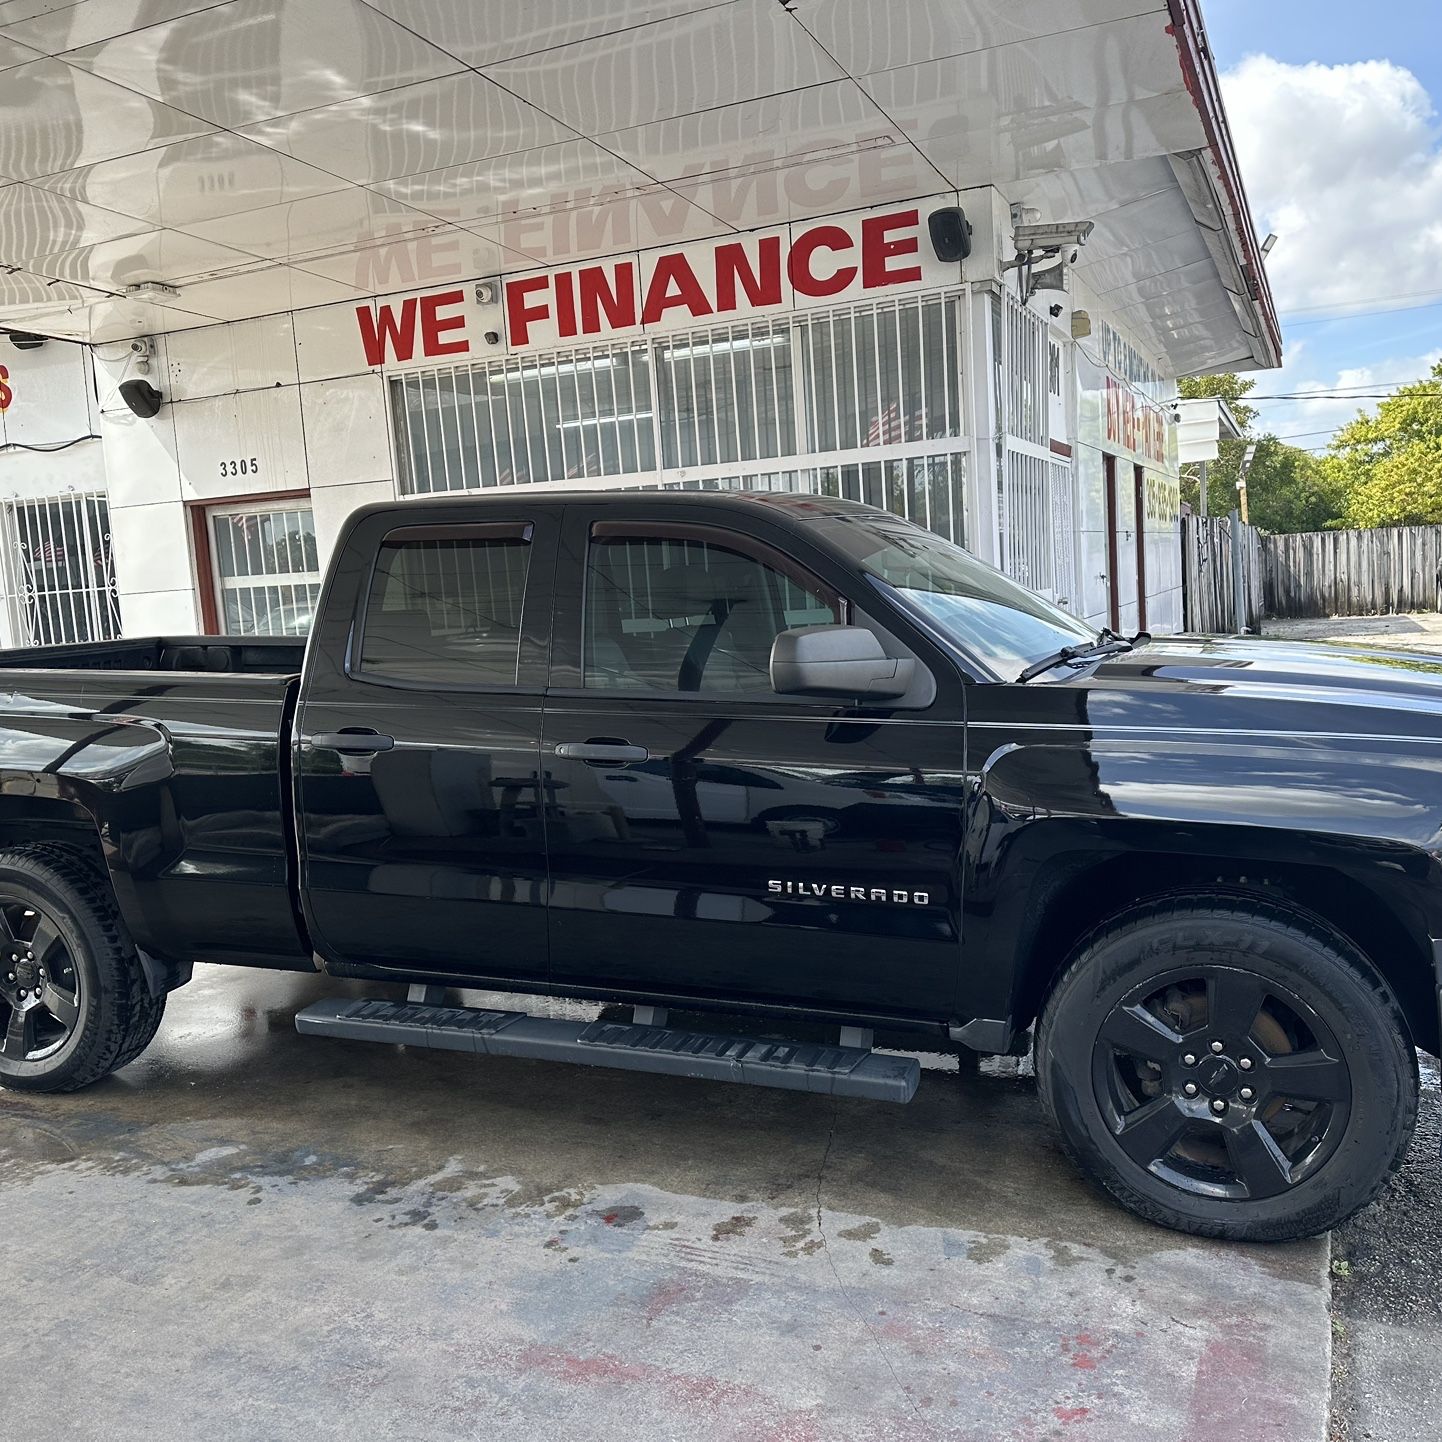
xmin=0 ymin=634 xmax=306 ymax=674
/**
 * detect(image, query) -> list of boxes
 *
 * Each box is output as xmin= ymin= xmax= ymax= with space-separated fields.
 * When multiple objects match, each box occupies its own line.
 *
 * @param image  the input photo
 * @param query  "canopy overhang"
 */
xmin=0 ymin=0 xmax=1279 ymax=374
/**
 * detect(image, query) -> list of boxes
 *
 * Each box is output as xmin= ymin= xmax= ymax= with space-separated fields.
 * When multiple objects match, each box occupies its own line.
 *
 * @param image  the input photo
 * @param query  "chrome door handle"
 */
xmin=554 ymin=741 xmax=650 ymax=765
xmin=310 ymin=730 xmax=395 ymax=754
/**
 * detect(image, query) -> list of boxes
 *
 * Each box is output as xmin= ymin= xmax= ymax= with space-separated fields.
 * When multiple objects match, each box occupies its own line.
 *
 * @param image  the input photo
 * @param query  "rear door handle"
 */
xmin=554 ymin=741 xmax=650 ymax=765
xmin=310 ymin=729 xmax=395 ymax=754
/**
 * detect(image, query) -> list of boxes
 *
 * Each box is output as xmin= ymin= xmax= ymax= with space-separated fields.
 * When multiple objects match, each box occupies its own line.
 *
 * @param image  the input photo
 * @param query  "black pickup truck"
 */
xmin=1 ymin=491 xmax=1437 ymax=1240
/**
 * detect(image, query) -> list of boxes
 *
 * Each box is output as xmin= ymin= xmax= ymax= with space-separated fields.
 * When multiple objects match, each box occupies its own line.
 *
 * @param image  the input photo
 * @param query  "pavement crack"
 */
xmin=812 ymin=1098 xmax=932 ymax=1434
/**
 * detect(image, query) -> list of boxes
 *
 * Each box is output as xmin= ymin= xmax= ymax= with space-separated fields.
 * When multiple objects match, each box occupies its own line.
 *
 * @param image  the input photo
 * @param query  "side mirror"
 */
xmin=770 ymin=625 xmax=916 ymax=699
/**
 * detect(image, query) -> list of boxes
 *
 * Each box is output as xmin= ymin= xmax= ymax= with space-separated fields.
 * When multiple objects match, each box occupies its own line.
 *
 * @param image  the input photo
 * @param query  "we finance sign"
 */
xmin=353 ymin=202 xmax=962 ymax=367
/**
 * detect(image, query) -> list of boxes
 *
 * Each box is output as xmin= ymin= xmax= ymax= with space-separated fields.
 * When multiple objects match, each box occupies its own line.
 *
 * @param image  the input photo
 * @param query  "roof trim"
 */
xmin=1165 ymin=0 xmax=1282 ymax=369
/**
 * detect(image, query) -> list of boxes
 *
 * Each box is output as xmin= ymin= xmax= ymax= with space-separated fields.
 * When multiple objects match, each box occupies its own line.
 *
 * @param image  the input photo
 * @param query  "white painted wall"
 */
xmin=91 ymin=306 xmax=397 ymax=635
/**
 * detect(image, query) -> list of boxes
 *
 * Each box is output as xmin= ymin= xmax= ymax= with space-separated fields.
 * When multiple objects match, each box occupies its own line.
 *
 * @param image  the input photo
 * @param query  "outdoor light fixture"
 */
xmin=3 ymin=329 xmax=46 ymax=350
xmin=121 ymin=281 xmax=180 ymax=300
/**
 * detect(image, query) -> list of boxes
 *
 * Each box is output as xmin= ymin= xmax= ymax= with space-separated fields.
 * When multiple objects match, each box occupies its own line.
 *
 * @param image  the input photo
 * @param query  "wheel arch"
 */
xmin=1010 ymin=844 xmax=1440 ymax=1057
xmin=0 ymin=796 xmax=109 ymax=867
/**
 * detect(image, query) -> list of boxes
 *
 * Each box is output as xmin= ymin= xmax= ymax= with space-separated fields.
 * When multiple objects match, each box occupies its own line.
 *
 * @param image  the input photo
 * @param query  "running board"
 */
xmin=294 ymin=998 xmax=919 ymax=1103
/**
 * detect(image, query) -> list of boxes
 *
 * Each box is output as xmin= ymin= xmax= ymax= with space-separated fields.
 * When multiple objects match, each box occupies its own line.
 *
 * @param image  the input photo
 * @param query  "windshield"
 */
xmin=808 ymin=510 xmax=1098 ymax=679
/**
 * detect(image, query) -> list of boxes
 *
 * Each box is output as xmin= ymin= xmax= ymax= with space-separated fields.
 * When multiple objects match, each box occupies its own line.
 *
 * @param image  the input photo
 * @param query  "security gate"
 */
xmin=997 ymin=292 xmax=1078 ymax=609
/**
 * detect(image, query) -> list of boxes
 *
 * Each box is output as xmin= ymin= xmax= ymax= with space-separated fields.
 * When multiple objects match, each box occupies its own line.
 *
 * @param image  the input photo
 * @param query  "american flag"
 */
xmin=863 ymin=403 xmax=908 ymax=447
xmin=31 ymin=539 xmax=65 ymax=564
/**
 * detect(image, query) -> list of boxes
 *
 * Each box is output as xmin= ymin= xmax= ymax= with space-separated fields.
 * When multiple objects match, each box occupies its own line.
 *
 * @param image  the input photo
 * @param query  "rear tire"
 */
xmin=1035 ymin=895 xmax=1418 ymax=1241
xmin=0 ymin=846 xmax=165 ymax=1093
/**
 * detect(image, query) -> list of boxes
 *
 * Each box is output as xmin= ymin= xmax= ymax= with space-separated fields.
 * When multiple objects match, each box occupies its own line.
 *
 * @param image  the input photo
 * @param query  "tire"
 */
xmin=1035 ymin=895 xmax=1418 ymax=1242
xmin=0 ymin=845 xmax=165 ymax=1093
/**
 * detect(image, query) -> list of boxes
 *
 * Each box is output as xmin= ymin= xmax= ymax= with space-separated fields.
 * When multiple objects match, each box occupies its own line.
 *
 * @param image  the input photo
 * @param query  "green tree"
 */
xmin=1177 ymin=374 xmax=1343 ymax=532
xmin=1331 ymin=362 xmax=1442 ymax=527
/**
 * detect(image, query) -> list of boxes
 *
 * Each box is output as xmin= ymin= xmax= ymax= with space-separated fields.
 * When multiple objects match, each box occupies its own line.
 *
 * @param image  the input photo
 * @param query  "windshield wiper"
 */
xmin=1017 ymin=632 xmax=1134 ymax=683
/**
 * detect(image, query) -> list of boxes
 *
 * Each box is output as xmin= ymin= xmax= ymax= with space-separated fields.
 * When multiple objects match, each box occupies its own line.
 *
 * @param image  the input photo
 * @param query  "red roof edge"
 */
xmin=1166 ymin=0 xmax=1283 ymax=367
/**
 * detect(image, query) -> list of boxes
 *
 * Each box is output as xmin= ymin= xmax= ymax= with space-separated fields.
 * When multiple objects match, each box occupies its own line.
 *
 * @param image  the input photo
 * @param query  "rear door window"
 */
xmin=358 ymin=524 xmax=531 ymax=687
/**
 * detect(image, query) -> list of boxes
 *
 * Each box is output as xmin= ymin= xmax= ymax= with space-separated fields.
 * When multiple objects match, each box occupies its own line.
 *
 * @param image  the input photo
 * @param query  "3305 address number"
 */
xmin=219 ymin=458 xmax=260 ymax=478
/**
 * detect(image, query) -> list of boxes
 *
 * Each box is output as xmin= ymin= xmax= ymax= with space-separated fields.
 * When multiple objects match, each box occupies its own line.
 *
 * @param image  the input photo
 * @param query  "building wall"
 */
xmin=92 ymin=310 xmax=397 ymax=635
xmin=3 ymin=187 xmax=1187 ymax=648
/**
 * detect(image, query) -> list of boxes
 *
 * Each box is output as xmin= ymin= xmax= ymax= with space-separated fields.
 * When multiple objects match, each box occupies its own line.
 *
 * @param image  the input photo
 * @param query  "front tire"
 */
xmin=1035 ymin=896 xmax=1418 ymax=1241
xmin=0 ymin=846 xmax=165 ymax=1093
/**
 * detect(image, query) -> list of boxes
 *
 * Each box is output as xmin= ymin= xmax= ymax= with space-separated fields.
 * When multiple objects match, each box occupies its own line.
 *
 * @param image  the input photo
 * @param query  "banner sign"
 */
xmin=352 ymin=198 xmax=964 ymax=367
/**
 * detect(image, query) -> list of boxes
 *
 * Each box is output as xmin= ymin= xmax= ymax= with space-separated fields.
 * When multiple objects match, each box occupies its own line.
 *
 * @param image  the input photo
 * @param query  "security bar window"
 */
xmin=799 ymin=293 xmax=963 ymax=452
xmin=393 ymin=344 xmax=655 ymax=491
xmin=209 ymin=504 xmax=320 ymax=636
xmin=1 ymin=493 xmax=120 ymax=646
xmin=391 ymin=291 xmax=967 ymax=503
xmin=655 ymin=318 xmax=796 ymax=469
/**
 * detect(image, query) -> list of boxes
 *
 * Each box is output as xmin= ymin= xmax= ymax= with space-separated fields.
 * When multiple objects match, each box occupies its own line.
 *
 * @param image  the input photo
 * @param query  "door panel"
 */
xmin=544 ymin=699 xmax=969 ymax=1017
xmin=1103 ymin=453 xmax=1139 ymax=632
xmin=541 ymin=503 xmax=968 ymax=1021
xmin=296 ymin=510 xmax=556 ymax=981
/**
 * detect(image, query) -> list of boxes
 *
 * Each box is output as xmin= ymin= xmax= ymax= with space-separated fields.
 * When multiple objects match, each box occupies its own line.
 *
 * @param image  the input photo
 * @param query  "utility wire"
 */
xmin=0 ymin=434 xmax=100 ymax=453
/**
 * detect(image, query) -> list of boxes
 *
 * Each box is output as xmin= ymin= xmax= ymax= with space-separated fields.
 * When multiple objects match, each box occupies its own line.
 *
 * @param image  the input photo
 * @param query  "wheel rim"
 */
xmin=1091 ymin=965 xmax=1353 ymax=1202
xmin=0 ymin=893 xmax=83 ymax=1066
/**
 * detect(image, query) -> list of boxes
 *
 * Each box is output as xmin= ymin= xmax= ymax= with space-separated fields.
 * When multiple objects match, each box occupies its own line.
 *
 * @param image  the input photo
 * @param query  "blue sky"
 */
xmin=1202 ymin=0 xmax=1442 ymax=446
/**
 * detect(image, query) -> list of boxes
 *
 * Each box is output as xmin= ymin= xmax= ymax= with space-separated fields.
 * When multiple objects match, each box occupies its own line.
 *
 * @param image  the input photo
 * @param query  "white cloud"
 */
xmin=1249 ymin=340 xmax=1442 ymax=447
xmin=1221 ymin=56 xmax=1442 ymax=317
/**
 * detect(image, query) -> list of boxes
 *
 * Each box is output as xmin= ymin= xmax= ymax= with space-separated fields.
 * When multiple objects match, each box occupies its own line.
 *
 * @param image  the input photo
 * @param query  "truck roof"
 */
xmin=349 ymin=489 xmax=886 ymax=525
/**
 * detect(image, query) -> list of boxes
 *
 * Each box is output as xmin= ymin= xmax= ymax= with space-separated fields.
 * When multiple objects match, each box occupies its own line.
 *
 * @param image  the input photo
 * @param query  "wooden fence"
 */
xmin=1261 ymin=526 xmax=1442 ymax=619
xmin=1182 ymin=512 xmax=1263 ymax=633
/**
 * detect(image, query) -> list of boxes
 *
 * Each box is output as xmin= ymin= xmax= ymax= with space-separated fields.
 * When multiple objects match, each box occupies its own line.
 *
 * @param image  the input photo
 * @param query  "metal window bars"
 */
xmin=1 ymin=492 xmax=121 ymax=646
xmin=390 ymin=291 xmax=967 ymax=507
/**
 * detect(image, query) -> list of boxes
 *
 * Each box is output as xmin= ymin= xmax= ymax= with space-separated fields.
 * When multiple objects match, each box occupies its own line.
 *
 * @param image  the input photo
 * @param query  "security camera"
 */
xmin=1012 ymin=220 xmax=1095 ymax=251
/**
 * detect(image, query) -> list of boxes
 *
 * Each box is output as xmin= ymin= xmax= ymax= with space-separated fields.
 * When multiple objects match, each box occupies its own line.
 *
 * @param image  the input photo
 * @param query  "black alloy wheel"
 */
xmin=1093 ymin=966 xmax=1351 ymax=1202
xmin=1035 ymin=895 xmax=1418 ymax=1241
xmin=0 ymin=894 xmax=83 ymax=1064
xmin=0 ymin=845 xmax=166 ymax=1093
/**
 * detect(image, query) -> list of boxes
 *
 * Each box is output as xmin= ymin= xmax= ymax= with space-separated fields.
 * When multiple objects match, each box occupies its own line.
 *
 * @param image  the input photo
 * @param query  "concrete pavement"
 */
xmin=1 ymin=967 xmax=1335 ymax=1441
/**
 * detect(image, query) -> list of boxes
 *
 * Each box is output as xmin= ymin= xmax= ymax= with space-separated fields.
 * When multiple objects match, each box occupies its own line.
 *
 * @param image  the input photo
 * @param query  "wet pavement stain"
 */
xmin=711 ymin=1213 xmax=757 ymax=1241
xmin=0 ymin=966 xmax=1336 ymax=1442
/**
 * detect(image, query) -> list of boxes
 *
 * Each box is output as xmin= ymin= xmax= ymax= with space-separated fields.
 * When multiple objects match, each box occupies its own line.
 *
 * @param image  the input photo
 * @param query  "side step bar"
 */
xmin=295 ymin=998 xmax=919 ymax=1103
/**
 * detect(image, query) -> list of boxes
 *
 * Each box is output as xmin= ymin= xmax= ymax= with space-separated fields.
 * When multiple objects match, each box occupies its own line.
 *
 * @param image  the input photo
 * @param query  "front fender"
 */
xmin=962 ymin=735 xmax=1442 ymax=1047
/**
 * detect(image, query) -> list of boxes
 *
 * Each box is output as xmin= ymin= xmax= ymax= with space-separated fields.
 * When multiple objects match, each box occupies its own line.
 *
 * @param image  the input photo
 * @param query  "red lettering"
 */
xmin=419 ymin=289 xmax=469 ymax=357
xmin=713 ymin=237 xmax=782 ymax=312
xmin=0 ymin=364 xmax=11 ymax=412
xmin=861 ymin=210 xmax=922 ymax=288
xmin=554 ymin=271 xmax=578 ymax=338
xmin=505 ymin=275 xmax=552 ymax=346
xmin=641 ymin=253 xmax=713 ymax=325
xmin=787 ymin=225 xmax=856 ymax=297
xmin=578 ymin=262 xmax=637 ymax=335
xmin=356 ymin=299 xmax=417 ymax=366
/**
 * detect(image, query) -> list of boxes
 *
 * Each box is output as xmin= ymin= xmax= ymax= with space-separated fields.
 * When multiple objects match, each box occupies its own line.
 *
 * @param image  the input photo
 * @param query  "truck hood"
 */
xmin=1074 ymin=633 xmax=1442 ymax=740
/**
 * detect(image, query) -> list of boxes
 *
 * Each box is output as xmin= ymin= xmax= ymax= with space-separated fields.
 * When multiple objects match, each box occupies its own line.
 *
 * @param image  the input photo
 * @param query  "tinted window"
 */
xmin=359 ymin=534 xmax=530 ymax=686
xmin=585 ymin=534 xmax=839 ymax=693
xmin=808 ymin=510 xmax=1094 ymax=679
